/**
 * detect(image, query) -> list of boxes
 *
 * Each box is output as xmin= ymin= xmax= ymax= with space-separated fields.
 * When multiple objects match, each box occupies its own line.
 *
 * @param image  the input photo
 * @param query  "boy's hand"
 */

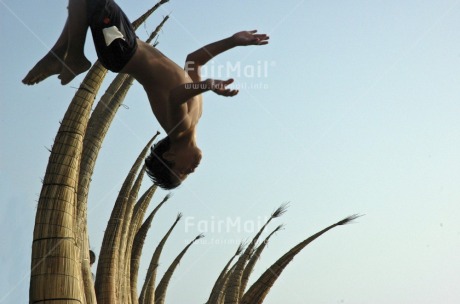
xmin=206 ymin=78 xmax=239 ymax=97
xmin=232 ymin=30 xmax=269 ymax=46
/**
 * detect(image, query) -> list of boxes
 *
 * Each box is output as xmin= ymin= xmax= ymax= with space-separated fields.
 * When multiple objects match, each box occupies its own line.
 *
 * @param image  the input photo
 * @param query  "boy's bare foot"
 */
xmin=58 ymin=56 xmax=92 ymax=85
xmin=22 ymin=52 xmax=64 ymax=85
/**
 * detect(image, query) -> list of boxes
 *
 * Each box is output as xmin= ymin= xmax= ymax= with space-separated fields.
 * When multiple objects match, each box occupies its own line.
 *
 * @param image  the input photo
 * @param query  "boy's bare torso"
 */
xmin=122 ymin=39 xmax=202 ymax=138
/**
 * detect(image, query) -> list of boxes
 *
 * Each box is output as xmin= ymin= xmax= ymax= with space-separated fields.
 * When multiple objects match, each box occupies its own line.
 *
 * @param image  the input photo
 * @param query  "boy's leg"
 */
xmin=59 ymin=0 xmax=92 ymax=85
xmin=22 ymin=20 xmax=70 ymax=85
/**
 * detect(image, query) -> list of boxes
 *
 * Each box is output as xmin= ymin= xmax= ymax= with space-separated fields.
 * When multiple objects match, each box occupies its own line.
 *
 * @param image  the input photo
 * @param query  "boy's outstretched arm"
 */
xmin=170 ymin=78 xmax=238 ymax=107
xmin=185 ymin=30 xmax=269 ymax=81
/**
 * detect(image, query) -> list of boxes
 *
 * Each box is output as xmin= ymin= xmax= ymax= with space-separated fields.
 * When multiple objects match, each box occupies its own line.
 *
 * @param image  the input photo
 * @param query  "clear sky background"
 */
xmin=1 ymin=0 xmax=460 ymax=303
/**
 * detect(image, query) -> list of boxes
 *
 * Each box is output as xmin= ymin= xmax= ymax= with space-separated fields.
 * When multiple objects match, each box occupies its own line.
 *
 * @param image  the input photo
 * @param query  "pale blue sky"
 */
xmin=1 ymin=0 xmax=460 ymax=303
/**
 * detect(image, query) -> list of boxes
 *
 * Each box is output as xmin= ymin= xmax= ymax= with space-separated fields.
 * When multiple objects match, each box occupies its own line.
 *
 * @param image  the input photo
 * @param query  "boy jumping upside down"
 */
xmin=23 ymin=0 xmax=269 ymax=189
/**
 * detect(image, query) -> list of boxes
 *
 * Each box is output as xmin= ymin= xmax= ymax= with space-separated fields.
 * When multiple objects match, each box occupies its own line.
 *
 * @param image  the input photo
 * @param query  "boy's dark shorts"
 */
xmin=87 ymin=0 xmax=137 ymax=72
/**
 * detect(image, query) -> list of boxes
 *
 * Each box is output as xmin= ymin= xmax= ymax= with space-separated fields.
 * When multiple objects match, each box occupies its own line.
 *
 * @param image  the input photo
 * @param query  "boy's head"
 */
xmin=145 ymin=136 xmax=202 ymax=190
